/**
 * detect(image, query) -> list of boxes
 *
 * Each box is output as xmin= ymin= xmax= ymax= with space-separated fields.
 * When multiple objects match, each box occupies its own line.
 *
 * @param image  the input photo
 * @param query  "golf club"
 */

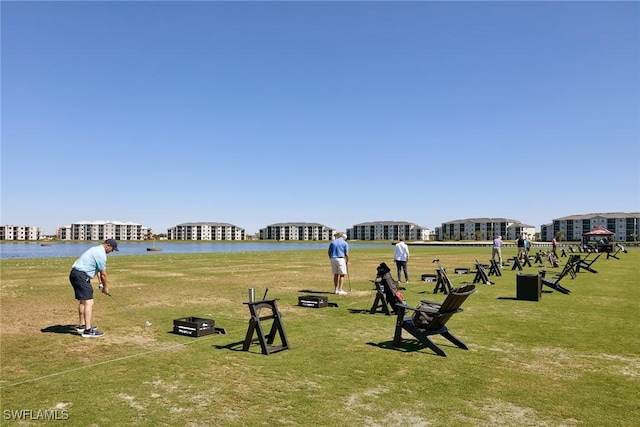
xmin=347 ymin=264 xmax=352 ymax=292
xmin=99 ymin=284 xmax=152 ymax=327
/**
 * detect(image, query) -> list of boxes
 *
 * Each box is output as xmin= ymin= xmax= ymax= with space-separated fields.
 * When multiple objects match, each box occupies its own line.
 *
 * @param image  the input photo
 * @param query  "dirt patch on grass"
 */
xmin=464 ymin=398 xmax=580 ymax=426
xmin=586 ymin=353 xmax=640 ymax=378
xmin=345 ymin=386 xmax=432 ymax=426
xmin=473 ymin=343 xmax=640 ymax=382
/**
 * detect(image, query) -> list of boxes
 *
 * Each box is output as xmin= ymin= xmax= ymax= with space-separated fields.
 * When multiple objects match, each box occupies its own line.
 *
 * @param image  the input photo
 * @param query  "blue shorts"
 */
xmin=69 ymin=268 xmax=93 ymax=301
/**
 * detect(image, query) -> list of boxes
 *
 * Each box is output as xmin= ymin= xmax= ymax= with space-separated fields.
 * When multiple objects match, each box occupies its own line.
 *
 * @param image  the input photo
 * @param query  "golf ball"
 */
xmin=145 ymin=321 xmax=152 ymax=327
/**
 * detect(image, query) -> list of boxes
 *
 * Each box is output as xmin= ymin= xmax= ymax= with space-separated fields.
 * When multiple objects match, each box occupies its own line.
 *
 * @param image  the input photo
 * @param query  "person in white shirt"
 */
xmin=393 ymin=236 xmax=410 ymax=283
xmin=492 ymin=235 xmax=504 ymax=267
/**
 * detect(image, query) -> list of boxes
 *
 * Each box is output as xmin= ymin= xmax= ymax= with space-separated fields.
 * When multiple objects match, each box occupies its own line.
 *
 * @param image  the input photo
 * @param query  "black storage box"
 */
xmin=516 ymin=274 xmax=542 ymax=301
xmin=298 ymin=295 xmax=329 ymax=308
xmin=173 ymin=317 xmax=216 ymax=337
xmin=421 ymin=274 xmax=437 ymax=282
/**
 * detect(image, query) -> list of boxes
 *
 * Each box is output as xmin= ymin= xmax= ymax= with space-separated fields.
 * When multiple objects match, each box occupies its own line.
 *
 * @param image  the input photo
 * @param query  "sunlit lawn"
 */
xmin=1 ymin=245 xmax=638 ymax=426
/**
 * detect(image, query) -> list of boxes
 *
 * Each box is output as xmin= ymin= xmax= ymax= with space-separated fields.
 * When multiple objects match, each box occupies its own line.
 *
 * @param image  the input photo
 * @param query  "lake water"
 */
xmin=0 ymin=242 xmax=383 ymax=260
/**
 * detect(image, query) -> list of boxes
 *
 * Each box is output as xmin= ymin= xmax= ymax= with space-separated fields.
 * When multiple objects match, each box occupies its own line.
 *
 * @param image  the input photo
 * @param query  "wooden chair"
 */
xmin=607 ymin=244 xmax=627 ymax=260
xmin=539 ymin=256 xmax=580 ymax=295
xmin=575 ymin=252 xmax=600 ymax=274
xmin=393 ymin=284 xmax=476 ymax=357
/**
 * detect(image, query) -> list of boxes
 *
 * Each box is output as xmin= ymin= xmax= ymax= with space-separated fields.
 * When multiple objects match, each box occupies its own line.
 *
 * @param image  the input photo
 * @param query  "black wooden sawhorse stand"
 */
xmin=473 ymin=261 xmax=494 ymax=285
xmin=488 ymin=259 xmax=502 ymax=277
xmin=433 ymin=268 xmax=453 ymax=294
xmin=242 ymin=299 xmax=290 ymax=355
xmin=511 ymin=257 xmax=523 ymax=271
xmin=370 ymin=280 xmax=393 ymax=315
xmin=534 ymin=252 xmax=544 ymax=265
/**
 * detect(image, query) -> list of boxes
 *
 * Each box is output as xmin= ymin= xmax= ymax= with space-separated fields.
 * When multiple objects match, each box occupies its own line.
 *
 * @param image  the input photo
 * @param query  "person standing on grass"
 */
xmin=328 ymin=233 xmax=349 ymax=295
xmin=516 ymin=234 xmax=527 ymax=261
xmin=69 ymin=239 xmax=118 ymax=337
xmin=393 ymin=236 xmax=410 ymax=283
xmin=492 ymin=235 xmax=504 ymax=267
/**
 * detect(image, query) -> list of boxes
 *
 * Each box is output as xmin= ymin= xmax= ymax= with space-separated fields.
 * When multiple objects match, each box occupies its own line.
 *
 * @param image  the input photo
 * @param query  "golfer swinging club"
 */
xmin=69 ymin=238 xmax=118 ymax=337
xmin=328 ymin=233 xmax=349 ymax=295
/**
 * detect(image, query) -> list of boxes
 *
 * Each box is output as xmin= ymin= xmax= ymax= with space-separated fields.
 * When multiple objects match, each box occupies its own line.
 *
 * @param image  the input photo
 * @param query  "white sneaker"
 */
xmin=339 ymin=290 xmax=348 ymax=295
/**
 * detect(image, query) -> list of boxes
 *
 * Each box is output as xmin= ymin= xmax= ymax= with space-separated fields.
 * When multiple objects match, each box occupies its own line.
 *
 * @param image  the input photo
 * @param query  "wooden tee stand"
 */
xmin=488 ymin=259 xmax=502 ymax=277
xmin=242 ymin=299 xmax=290 ymax=355
xmin=433 ymin=268 xmax=453 ymax=294
xmin=473 ymin=260 xmax=494 ymax=285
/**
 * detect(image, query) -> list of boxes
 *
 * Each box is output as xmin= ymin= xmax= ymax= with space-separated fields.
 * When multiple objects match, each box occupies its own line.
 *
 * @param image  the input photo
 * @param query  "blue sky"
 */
xmin=2 ymin=1 xmax=639 ymax=236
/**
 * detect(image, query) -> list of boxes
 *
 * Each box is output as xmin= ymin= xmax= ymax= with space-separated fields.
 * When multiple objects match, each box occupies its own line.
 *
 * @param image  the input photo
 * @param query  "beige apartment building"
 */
xmin=167 ymin=222 xmax=245 ymax=240
xmin=57 ymin=221 xmax=151 ymax=240
xmin=259 ymin=222 xmax=335 ymax=241
xmin=347 ymin=221 xmax=430 ymax=241
xmin=541 ymin=212 xmax=639 ymax=242
xmin=436 ymin=218 xmax=535 ymax=241
xmin=0 ymin=225 xmax=41 ymax=240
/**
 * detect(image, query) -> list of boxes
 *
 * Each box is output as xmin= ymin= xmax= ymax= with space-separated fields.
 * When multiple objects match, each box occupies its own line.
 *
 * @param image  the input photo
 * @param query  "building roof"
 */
xmin=175 ymin=222 xmax=241 ymax=228
xmin=443 ymin=218 xmax=520 ymax=224
xmin=70 ymin=220 xmax=142 ymax=226
xmin=507 ymin=223 xmax=535 ymax=229
xmin=352 ymin=221 xmax=423 ymax=227
xmin=263 ymin=222 xmax=332 ymax=228
xmin=554 ymin=212 xmax=640 ymax=221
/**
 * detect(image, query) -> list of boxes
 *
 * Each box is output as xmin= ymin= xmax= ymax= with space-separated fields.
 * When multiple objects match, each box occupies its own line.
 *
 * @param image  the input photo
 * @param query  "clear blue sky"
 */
xmin=2 ymin=1 xmax=639 ymax=236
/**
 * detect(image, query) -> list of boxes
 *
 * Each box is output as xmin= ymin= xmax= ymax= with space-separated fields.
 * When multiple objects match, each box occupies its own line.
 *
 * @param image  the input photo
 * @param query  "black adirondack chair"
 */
xmin=393 ymin=284 xmax=476 ymax=357
xmin=539 ymin=255 xmax=580 ymax=295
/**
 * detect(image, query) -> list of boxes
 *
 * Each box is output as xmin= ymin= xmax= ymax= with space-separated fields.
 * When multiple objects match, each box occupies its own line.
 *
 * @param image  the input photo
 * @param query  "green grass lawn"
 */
xmin=1 ymin=246 xmax=639 ymax=426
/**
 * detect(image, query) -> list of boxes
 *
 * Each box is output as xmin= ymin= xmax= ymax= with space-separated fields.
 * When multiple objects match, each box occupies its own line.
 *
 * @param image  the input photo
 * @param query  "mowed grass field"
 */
xmin=1 ymin=245 xmax=639 ymax=426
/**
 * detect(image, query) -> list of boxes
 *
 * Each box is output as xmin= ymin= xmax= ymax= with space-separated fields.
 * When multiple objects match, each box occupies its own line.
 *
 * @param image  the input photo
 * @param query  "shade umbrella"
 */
xmin=582 ymin=225 xmax=614 ymax=237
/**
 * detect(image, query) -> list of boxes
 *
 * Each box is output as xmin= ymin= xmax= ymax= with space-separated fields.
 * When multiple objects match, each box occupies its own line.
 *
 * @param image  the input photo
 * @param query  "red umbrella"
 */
xmin=583 ymin=225 xmax=614 ymax=237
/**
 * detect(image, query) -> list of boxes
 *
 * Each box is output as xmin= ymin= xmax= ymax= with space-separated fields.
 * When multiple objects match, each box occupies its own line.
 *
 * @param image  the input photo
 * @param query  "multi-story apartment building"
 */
xmin=550 ymin=212 xmax=639 ymax=242
xmin=57 ymin=221 xmax=150 ymax=240
xmin=167 ymin=222 xmax=245 ymax=240
xmin=348 ymin=221 xmax=430 ymax=241
xmin=540 ymin=223 xmax=554 ymax=242
xmin=436 ymin=218 xmax=534 ymax=241
xmin=0 ymin=225 xmax=41 ymax=240
xmin=259 ymin=222 xmax=335 ymax=241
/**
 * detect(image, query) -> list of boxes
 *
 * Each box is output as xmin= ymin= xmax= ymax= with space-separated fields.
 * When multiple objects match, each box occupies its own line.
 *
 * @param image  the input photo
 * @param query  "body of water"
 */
xmin=0 ymin=241 xmax=383 ymax=260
